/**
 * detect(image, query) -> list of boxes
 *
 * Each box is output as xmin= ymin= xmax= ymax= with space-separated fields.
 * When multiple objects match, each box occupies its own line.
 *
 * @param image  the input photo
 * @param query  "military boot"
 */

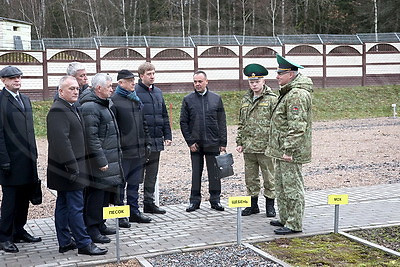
xmin=265 ymin=197 xmax=276 ymax=217
xmin=241 ymin=196 xmax=260 ymax=216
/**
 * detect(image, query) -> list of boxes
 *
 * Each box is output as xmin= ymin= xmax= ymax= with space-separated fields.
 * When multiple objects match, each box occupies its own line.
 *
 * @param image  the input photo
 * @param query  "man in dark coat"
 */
xmin=80 ymin=73 xmax=123 ymax=243
xmin=135 ymin=62 xmax=172 ymax=215
xmin=180 ymin=71 xmax=227 ymax=213
xmin=111 ymin=69 xmax=152 ymax=224
xmin=54 ymin=62 xmax=90 ymax=102
xmin=0 ymin=66 xmax=41 ymax=253
xmin=47 ymin=76 xmax=107 ymax=255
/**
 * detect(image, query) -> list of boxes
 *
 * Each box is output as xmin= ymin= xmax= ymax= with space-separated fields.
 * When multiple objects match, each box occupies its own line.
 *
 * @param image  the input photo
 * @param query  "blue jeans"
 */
xmin=55 ymin=190 xmax=91 ymax=248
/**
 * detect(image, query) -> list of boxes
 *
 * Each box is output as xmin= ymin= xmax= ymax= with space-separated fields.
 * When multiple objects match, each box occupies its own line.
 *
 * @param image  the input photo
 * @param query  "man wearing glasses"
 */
xmin=266 ymin=54 xmax=313 ymax=235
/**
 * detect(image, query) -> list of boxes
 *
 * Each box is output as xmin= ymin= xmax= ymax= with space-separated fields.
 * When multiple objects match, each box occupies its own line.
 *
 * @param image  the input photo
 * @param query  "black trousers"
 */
xmin=83 ymin=187 xmax=110 ymax=236
xmin=0 ymin=185 xmax=31 ymax=242
xmin=189 ymin=146 xmax=221 ymax=204
xmin=143 ymin=151 xmax=161 ymax=205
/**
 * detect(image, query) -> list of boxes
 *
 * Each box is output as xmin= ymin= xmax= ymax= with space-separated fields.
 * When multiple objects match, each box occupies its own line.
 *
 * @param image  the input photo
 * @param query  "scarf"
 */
xmin=115 ymin=85 xmax=143 ymax=109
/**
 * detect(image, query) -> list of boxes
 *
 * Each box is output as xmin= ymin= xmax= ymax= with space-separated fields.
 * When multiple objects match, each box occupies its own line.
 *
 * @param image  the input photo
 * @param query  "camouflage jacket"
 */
xmin=266 ymin=73 xmax=313 ymax=163
xmin=236 ymin=85 xmax=277 ymax=153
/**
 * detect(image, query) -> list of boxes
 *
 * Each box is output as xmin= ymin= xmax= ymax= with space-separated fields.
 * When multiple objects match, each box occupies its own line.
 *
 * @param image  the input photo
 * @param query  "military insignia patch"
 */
xmin=291 ymin=105 xmax=299 ymax=114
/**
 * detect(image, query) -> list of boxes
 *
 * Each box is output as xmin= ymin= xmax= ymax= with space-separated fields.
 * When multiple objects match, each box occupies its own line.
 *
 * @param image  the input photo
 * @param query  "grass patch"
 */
xmin=32 ymin=85 xmax=399 ymax=137
xmin=256 ymin=233 xmax=399 ymax=266
xmin=350 ymin=226 xmax=400 ymax=252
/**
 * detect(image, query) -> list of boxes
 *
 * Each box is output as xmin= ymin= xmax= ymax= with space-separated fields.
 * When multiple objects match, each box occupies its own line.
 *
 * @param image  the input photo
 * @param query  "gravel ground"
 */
xmin=1 ymin=117 xmax=399 ymax=266
xmin=2 ymin=116 xmax=398 ymax=219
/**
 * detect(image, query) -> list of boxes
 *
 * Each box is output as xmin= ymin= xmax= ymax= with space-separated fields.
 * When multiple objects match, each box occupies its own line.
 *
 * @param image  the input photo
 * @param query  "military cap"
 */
xmin=117 ymin=69 xmax=137 ymax=81
xmin=0 ymin=66 xmax=23 ymax=78
xmin=243 ymin=63 xmax=268 ymax=79
xmin=276 ymin=54 xmax=304 ymax=73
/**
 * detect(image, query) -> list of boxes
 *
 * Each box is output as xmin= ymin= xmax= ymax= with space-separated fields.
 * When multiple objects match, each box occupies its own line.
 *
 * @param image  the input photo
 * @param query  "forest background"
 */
xmin=0 ymin=0 xmax=398 ymax=41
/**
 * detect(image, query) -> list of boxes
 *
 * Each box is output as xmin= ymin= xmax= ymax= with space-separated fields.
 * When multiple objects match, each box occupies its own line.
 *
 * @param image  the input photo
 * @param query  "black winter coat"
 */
xmin=47 ymin=98 xmax=89 ymax=191
xmin=0 ymin=89 xmax=38 ymax=186
xmin=80 ymin=89 xmax=123 ymax=189
xmin=180 ymin=89 xmax=227 ymax=148
xmin=135 ymin=82 xmax=172 ymax=152
xmin=111 ymin=92 xmax=151 ymax=159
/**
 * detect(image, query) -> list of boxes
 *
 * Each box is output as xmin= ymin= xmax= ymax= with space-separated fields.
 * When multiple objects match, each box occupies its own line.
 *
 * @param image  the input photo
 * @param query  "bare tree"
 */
xmin=266 ymin=0 xmax=278 ymax=36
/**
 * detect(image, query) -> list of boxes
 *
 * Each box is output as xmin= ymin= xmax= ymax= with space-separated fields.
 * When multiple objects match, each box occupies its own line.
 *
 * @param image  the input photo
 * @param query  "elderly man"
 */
xmin=135 ymin=62 xmax=172 ymax=215
xmin=80 ymin=73 xmax=123 ymax=243
xmin=47 ymin=76 xmax=107 ymax=255
xmin=54 ymin=61 xmax=89 ymax=101
xmin=180 ymin=71 xmax=227 ymax=212
xmin=266 ymin=54 xmax=313 ymax=235
xmin=0 ymin=66 xmax=41 ymax=253
xmin=236 ymin=64 xmax=277 ymax=217
xmin=111 ymin=69 xmax=152 ymax=224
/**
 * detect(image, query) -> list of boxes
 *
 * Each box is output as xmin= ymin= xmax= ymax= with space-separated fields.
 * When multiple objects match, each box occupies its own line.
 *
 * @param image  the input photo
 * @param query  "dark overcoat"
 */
xmin=0 ymin=88 xmax=38 ymax=186
xmin=47 ymin=98 xmax=89 ymax=191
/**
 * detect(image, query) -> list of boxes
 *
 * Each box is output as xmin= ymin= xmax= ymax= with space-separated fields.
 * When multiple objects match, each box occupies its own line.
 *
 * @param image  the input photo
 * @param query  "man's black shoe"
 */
xmin=0 ymin=241 xmax=19 ymax=253
xmin=210 ymin=202 xmax=225 ymax=211
xmin=99 ymin=226 xmax=116 ymax=235
xmin=59 ymin=240 xmax=77 ymax=253
xmin=118 ymin=218 xmax=131 ymax=228
xmin=241 ymin=206 xmax=260 ymax=216
xmin=90 ymin=234 xmax=111 ymax=244
xmin=144 ymin=203 xmax=166 ymax=214
xmin=14 ymin=232 xmax=42 ymax=243
xmin=274 ymin=227 xmax=302 ymax=235
xmin=270 ymin=220 xmax=284 ymax=227
xmin=78 ymin=242 xmax=108 ymax=255
xmin=186 ymin=203 xmax=200 ymax=212
xmin=129 ymin=212 xmax=152 ymax=223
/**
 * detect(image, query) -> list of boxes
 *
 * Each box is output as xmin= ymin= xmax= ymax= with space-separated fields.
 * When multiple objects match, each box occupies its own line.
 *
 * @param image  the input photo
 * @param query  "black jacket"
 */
xmin=180 ymin=89 xmax=227 ymax=148
xmin=80 ymin=89 xmax=123 ymax=189
xmin=0 ymin=88 xmax=38 ymax=186
xmin=135 ymin=82 xmax=172 ymax=152
xmin=47 ymin=98 xmax=89 ymax=191
xmin=111 ymin=92 xmax=151 ymax=159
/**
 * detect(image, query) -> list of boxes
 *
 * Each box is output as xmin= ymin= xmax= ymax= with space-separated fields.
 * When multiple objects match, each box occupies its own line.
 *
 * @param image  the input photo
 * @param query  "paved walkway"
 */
xmin=3 ymin=183 xmax=400 ymax=266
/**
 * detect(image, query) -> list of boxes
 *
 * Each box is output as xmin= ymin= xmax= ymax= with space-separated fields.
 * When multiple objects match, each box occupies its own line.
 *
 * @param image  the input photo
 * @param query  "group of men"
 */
xmin=0 ymin=62 xmax=172 ymax=255
xmin=0 ymin=53 xmax=312 ymax=255
xmin=236 ymin=55 xmax=313 ymax=235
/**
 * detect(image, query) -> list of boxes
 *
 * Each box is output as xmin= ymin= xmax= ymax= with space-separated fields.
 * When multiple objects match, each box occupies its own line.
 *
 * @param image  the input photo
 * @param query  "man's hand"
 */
xmin=99 ymin=165 xmax=109 ymax=171
xmin=220 ymin=146 xmax=227 ymax=153
xmin=282 ymin=154 xmax=293 ymax=162
xmin=164 ymin=139 xmax=172 ymax=146
xmin=0 ymin=163 xmax=11 ymax=176
xmin=236 ymin=146 xmax=243 ymax=153
xmin=189 ymin=143 xmax=198 ymax=152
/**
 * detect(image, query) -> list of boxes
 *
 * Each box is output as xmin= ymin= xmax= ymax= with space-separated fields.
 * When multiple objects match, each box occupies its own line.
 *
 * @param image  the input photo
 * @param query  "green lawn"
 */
xmin=32 ymin=85 xmax=399 ymax=137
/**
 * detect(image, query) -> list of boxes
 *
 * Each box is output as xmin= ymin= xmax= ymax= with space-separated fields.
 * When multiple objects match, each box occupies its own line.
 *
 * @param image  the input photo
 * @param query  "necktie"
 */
xmin=15 ymin=95 xmax=25 ymax=110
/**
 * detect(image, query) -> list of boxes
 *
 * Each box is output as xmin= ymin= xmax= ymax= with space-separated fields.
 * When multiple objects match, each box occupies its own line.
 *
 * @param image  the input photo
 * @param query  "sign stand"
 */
xmin=236 ymin=207 xmax=242 ymax=245
xmin=229 ymin=196 xmax=251 ymax=245
xmin=328 ymin=194 xmax=348 ymax=234
xmin=103 ymin=205 xmax=130 ymax=264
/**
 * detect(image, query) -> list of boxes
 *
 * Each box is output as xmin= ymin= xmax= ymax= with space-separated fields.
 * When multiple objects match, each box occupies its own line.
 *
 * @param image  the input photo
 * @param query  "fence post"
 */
xmin=322 ymin=44 xmax=326 ymax=89
xmin=42 ymin=50 xmax=49 ymax=100
xmin=238 ymin=45 xmax=243 ymax=90
xmin=362 ymin=43 xmax=366 ymax=86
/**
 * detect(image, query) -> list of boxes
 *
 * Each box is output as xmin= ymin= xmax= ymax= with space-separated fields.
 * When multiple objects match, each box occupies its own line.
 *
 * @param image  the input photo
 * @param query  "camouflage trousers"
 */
xmin=275 ymin=160 xmax=305 ymax=231
xmin=243 ymin=153 xmax=275 ymax=199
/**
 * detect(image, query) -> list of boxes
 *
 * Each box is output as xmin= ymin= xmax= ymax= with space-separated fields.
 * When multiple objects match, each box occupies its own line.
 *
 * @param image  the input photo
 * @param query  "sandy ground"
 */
xmin=2 ymin=117 xmax=399 ymax=219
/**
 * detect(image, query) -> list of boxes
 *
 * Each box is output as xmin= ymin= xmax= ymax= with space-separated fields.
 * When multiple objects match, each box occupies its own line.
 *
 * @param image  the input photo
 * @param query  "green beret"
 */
xmin=243 ymin=63 xmax=268 ymax=79
xmin=276 ymin=54 xmax=304 ymax=73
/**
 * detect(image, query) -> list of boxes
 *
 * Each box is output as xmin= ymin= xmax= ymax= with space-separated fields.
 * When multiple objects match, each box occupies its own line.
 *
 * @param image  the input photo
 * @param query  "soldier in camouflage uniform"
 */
xmin=266 ymin=54 xmax=313 ymax=235
xmin=236 ymin=64 xmax=278 ymax=217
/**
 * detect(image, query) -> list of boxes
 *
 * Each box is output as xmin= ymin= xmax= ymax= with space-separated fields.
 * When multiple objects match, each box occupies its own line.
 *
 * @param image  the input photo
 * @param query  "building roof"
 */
xmin=0 ymin=17 xmax=32 ymax=25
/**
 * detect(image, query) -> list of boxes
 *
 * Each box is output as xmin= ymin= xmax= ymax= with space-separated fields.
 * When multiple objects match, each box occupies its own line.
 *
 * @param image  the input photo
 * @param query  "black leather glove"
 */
xmin=0 ymin=163 xmax=11 ymax=177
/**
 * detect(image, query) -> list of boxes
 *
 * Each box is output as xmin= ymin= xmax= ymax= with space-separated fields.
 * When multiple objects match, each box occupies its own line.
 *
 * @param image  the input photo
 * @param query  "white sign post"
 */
xmin=103 ymin=205 xmax=130 ymax=263
xmin=228 ymin=196 xmax=251 ymax=245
